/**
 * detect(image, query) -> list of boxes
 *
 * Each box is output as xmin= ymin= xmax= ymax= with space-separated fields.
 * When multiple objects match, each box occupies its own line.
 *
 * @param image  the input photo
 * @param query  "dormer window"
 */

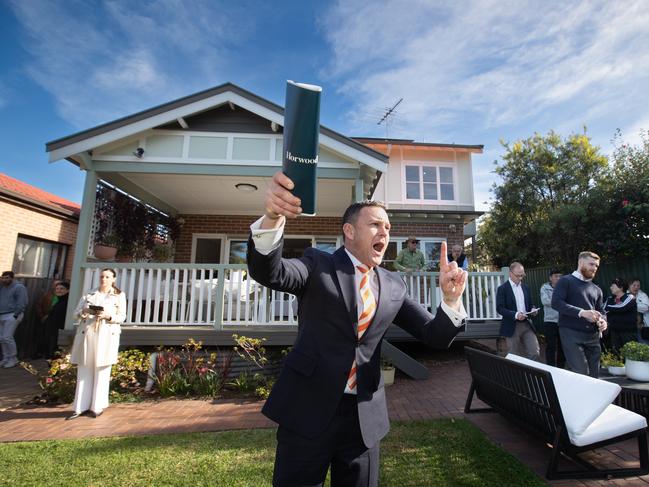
xmin=404 ymin=164 xmax=455 ymax=202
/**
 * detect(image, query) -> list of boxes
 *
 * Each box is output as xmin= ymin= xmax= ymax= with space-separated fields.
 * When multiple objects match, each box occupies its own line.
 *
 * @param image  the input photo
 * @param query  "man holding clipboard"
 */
xmin=496 ymin=261 xmax=540 ymax=360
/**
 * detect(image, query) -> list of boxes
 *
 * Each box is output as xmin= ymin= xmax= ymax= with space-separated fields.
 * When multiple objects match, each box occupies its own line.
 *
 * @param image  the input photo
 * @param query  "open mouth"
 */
xmin=373 ymin=242 xmax=385 ymax=253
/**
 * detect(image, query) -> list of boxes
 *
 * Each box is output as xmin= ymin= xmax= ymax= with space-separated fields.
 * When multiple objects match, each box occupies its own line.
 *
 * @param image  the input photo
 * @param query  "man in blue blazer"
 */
xmin=248 ymin=171 xmax=468 ymax=487
xmin=496 ymin=261 xmax=540 ymax=360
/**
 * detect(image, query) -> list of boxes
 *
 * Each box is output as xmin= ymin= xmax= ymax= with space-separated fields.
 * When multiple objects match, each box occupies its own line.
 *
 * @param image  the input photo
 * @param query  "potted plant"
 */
xmin=621 ymin=341 xmax=649 ymax=381
xmin=381 ymin=358 xmax=395 ymax=386
xmin=94 ymin=232 xmax=120 ymax=260
xmin=600 ymin=351 xmax=625 ymax=376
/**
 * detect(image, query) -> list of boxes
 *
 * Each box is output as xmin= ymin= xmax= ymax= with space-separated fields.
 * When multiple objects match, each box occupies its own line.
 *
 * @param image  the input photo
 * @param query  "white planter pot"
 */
xmin=607 ymin=365 xmax=626 ymax=376
xmin=382 ymin=367 xmax=395 ymax=386
xmin=625 ymin=359 xmax=649 ymax=381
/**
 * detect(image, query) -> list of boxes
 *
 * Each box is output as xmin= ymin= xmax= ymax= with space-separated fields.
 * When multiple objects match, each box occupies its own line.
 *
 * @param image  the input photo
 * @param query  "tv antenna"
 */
xmin=377 ymin=98 xmax=402 ymax=139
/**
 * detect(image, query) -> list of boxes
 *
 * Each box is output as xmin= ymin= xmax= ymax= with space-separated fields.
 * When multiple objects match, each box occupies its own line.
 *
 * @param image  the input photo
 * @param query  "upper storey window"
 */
xmin=405 ymin=164 xmax=455 ymax=202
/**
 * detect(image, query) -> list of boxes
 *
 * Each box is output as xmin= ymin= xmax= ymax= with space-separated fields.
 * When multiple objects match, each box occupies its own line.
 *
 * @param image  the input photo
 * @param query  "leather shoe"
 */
xmin=66 ymin=412 xmax=82 ymax=420
xmin=89 ymin=410 xmax=103 ymax=418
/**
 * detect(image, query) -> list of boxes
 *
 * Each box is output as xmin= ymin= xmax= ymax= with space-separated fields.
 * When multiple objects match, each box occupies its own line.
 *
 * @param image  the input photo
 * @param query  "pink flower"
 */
xmin=622 ymin=199 xmax=629 ymax=207
xmin=46 ymin=377 xmax=54 ymax=384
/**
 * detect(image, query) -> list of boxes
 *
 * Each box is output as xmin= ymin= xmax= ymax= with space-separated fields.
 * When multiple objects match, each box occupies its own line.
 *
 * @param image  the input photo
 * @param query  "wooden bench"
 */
xmin=464 ymin=347 xmax=649 ymax=480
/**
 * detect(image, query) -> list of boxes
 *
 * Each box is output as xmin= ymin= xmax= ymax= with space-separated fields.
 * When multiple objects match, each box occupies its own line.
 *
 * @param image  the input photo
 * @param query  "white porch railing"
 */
xmin=79 ymin=263 xmax=506 ymax=327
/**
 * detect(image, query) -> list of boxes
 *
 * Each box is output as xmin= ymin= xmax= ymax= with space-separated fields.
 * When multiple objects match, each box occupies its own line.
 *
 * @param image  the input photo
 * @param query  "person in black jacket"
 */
xmin=43 ymin=281 xmax=69 ymax=358
xmin=248 ymin=171 xmax=468 ymax=487
xmin=603 ymin=277 xmax=637 ymax=353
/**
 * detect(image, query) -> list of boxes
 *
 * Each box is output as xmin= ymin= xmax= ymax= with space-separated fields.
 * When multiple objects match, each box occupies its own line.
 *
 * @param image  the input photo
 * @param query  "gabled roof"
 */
xmin=0 ymin=172 xmax=80 ymax=218
xmin=46 ymin=82 xmax=388 ymax=168
xmin=353 ymin=137 xmax=484 ymax=152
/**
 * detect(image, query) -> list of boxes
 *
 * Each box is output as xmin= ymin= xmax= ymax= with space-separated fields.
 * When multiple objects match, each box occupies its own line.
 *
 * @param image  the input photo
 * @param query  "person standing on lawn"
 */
xmin=247 ymin=171 xmax=468 ymax=487
xmin=552 ymin=251 xmax=608 ymax=378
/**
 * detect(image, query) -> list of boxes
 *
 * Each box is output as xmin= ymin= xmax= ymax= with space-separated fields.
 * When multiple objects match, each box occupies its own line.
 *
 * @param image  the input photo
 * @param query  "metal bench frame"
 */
xmin=464 ymin=347 xmax=649 ymax=480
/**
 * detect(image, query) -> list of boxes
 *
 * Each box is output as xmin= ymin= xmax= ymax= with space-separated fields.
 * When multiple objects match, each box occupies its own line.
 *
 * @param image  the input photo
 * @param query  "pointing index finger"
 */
xmin=440 ymin=241 xmax=448 ymax=268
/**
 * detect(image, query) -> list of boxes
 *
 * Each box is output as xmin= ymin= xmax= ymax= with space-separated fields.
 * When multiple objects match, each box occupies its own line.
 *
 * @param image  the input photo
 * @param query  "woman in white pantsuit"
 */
xmin=67 ymin=269 xmax=126 ymax=420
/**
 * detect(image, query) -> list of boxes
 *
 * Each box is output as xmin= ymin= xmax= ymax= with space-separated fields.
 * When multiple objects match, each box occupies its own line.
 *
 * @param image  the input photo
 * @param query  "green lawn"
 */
xmin=0 ymin=418 xmax=545 ymax=486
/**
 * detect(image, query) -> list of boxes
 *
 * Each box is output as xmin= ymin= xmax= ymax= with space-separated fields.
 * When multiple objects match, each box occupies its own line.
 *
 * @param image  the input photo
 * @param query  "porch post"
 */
xmin=64 ymin=170 xmax=98 ymax=330
xmin=355 ymin=178 xmax=364 ymax=202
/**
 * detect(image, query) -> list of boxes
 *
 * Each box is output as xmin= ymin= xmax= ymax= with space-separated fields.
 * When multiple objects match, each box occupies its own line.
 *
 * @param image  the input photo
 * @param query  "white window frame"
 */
xmin=191 ymin=233 xmax=226 ymax=263
xmin=401 ymin=162 xmax=457 ymax=204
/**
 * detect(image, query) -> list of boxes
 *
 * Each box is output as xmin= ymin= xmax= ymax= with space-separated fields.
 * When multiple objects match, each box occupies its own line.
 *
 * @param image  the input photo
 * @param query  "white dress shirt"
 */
xmin=509 ymin=279 xmax=527 ymax=318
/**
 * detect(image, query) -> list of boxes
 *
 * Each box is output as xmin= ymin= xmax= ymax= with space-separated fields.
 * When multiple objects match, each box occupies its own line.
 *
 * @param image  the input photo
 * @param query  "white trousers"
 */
xmin=0 ymin=312 xmax=23 ymax=363
xmin=72 ymin=325 xmax=112 ymax=414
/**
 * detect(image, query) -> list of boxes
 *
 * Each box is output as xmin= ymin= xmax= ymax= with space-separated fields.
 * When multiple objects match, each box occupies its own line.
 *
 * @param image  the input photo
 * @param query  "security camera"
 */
xmin=133 ymin=147 xmax=145 ymax=158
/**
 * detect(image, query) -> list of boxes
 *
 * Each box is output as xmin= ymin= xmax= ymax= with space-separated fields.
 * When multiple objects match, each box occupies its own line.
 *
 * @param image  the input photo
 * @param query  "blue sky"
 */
xmin=2 ymin=0 xmax=648 ymax=211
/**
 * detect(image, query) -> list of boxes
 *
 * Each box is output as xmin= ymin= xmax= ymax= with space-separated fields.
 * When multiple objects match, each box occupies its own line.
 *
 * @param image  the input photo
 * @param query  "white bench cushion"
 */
xmin=570 ymin=404 xmax=647 ymax=446
xmin=505 ymin=354 xmax=621 ymax=437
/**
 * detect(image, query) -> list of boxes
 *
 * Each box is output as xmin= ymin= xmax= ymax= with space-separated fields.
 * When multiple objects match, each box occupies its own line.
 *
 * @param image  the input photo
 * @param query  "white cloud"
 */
xmin=322 ymin=0 xmax=649 ymax=140
xmin=9 ymin=0 xmax=252 ymax=128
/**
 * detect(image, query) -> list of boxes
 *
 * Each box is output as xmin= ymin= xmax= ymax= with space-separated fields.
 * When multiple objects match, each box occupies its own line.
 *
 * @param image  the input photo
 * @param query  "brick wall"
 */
xmin=0 ymin=199 xmax=78 ymax=278
xmin=174 ymin=213 xmax=462 ymax=262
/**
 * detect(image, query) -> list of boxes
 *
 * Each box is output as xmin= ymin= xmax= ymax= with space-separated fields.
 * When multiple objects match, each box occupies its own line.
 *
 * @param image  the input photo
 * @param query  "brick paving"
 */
xmin=2 ymin=348 xmax=649 ymax=485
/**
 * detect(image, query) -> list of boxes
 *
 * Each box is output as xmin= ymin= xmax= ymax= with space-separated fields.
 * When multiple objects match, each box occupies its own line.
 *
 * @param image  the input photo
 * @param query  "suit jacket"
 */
xmin=247 ymin=238 xmax=464 ymax=448
xmin=496 ymin=281 xmax=534 ymax=337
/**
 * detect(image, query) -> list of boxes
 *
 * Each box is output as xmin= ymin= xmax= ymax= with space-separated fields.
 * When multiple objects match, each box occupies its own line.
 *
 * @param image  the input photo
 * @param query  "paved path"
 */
xmin=1 ymin=349 xmax=648 ymax=486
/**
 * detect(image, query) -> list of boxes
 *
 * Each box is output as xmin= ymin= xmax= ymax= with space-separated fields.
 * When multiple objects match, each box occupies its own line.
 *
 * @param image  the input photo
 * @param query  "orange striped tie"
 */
xmin=346 ymin=265 xmax=377 ymax=392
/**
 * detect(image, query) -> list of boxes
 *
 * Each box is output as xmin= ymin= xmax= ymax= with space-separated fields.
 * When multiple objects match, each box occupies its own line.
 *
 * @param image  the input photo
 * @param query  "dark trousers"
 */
xmin=544 ymin=322 xmax=565 ymax=368
xmin=559 ymin=327 xmax=601 ymax=378
xmin=272 ymin=394 xmax=380 ymax=487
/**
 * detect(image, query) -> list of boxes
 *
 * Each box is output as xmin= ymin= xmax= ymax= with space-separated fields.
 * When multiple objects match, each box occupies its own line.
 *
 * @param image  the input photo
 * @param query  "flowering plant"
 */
xmin=154 ymin=339 xmax=233 ymax=398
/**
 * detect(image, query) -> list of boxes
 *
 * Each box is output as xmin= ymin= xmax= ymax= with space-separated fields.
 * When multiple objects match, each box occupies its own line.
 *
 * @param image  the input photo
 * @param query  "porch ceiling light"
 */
xmin=235 ymin=183 xmax=258 ymax=193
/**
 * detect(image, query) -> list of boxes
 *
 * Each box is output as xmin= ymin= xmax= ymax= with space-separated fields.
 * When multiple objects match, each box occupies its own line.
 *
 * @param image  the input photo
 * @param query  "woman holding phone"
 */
xmin=67 ymin=268 xmax=126 ymax=419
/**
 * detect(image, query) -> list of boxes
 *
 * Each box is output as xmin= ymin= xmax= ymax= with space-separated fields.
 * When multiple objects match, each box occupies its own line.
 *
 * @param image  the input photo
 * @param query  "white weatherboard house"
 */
xmin=46 ymin=83 xmax=503 ymax=348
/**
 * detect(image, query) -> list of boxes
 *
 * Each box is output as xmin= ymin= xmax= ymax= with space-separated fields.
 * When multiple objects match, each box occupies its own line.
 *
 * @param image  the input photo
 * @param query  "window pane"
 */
xmin=195 ymin=238 xmax=221 ymax=263
xmin=315 ymin=240 xmax=337 ymax=254
xmin=406 ymin=182 xmax=420 ymax=199
xmin=228 ymin=241 xmax=248 ymax=264
xmin=440 ymin=167 xmax=453 ymax=184
xmin=423 ymin=183 xmax=437 ymax=200
xmin=422 ymin=166 xmax=437 ymax=183
xmin=381 ymin=241 xmax=398 ymax=270
xmin=405 ymin=165 xmax=419 ymax=182
xmin=13 ymin=236 xmax=66 ymax=278
xmin=282 ymin=238 xmax=312 ymax=258
xmin=440 ymin=184 xmax=454 ymax=200
xmin=422 ymin=241 xmax=442 ymax=271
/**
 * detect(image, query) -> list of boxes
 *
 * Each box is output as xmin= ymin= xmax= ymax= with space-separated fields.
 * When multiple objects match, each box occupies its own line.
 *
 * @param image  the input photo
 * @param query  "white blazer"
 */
xmin=70 ymin=288 xmax=127 ymax=367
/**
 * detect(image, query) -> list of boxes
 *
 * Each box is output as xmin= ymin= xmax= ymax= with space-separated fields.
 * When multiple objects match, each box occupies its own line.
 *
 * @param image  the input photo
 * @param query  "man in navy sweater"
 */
xmin=551 ymin=251 xmax=608 ymax=377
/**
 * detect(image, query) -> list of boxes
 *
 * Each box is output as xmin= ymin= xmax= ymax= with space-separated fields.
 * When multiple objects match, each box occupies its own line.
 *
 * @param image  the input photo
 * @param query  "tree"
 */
xmin=583 ymin=130 xmax=649 ymax=260
xmin=479 ymin=130 xmax=608 ymax=267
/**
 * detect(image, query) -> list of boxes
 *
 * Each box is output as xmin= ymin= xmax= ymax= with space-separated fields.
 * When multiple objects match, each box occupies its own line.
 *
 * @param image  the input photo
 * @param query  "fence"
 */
xmin=77 ymin=263 xmax=509 ymax=327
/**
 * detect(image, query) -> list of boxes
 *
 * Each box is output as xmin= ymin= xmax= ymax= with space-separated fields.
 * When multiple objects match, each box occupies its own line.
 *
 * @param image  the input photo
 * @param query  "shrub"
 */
xmin=154 ymin=339 xmax=233 ymax=398
xmin=621 ymin=341 xmax=649 ymax=362
xmin=40 ymin=349 xmax=150 ymax=404
xmin=232 ymin=334 xmax=268 ymax=368
xmin=600 ymin=351 xmax=624 ymax=367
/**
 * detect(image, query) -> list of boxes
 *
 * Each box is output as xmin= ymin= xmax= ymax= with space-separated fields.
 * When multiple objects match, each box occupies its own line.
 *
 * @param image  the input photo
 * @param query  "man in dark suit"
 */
xmin=248 ymin=171 xmax=468 ymax=487
xmin=496 ymin=261 xmax=540 ymax=360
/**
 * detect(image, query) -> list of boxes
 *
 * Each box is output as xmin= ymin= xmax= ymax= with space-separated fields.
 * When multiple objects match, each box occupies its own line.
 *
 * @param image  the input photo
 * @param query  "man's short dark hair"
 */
xmin=342 ymin=200 xmax=387 ymax=228
xmin=1 ymin=271 xmax=14 ymax=278
xmin=57 ymin=281 xmax=70 ymax=290
xmin=549 ymin=268 xmax=561 ymax=277
xmin=630 ymin=277 xmax=641 ymax=285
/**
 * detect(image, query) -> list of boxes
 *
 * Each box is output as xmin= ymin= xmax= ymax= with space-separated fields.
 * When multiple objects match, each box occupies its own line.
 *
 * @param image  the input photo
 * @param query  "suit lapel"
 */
xmin=371 ymin=267 xmax=390 ymax=331
xmin=333 ymin=248 xmax=358 ymax=333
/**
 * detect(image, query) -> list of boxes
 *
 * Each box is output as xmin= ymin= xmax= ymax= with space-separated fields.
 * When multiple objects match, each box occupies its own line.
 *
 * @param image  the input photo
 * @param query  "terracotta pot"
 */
xmin=116 ymin=254 xmax=132 ymax=263
xmin=94 ymin=244 xmax=117 ymax=260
